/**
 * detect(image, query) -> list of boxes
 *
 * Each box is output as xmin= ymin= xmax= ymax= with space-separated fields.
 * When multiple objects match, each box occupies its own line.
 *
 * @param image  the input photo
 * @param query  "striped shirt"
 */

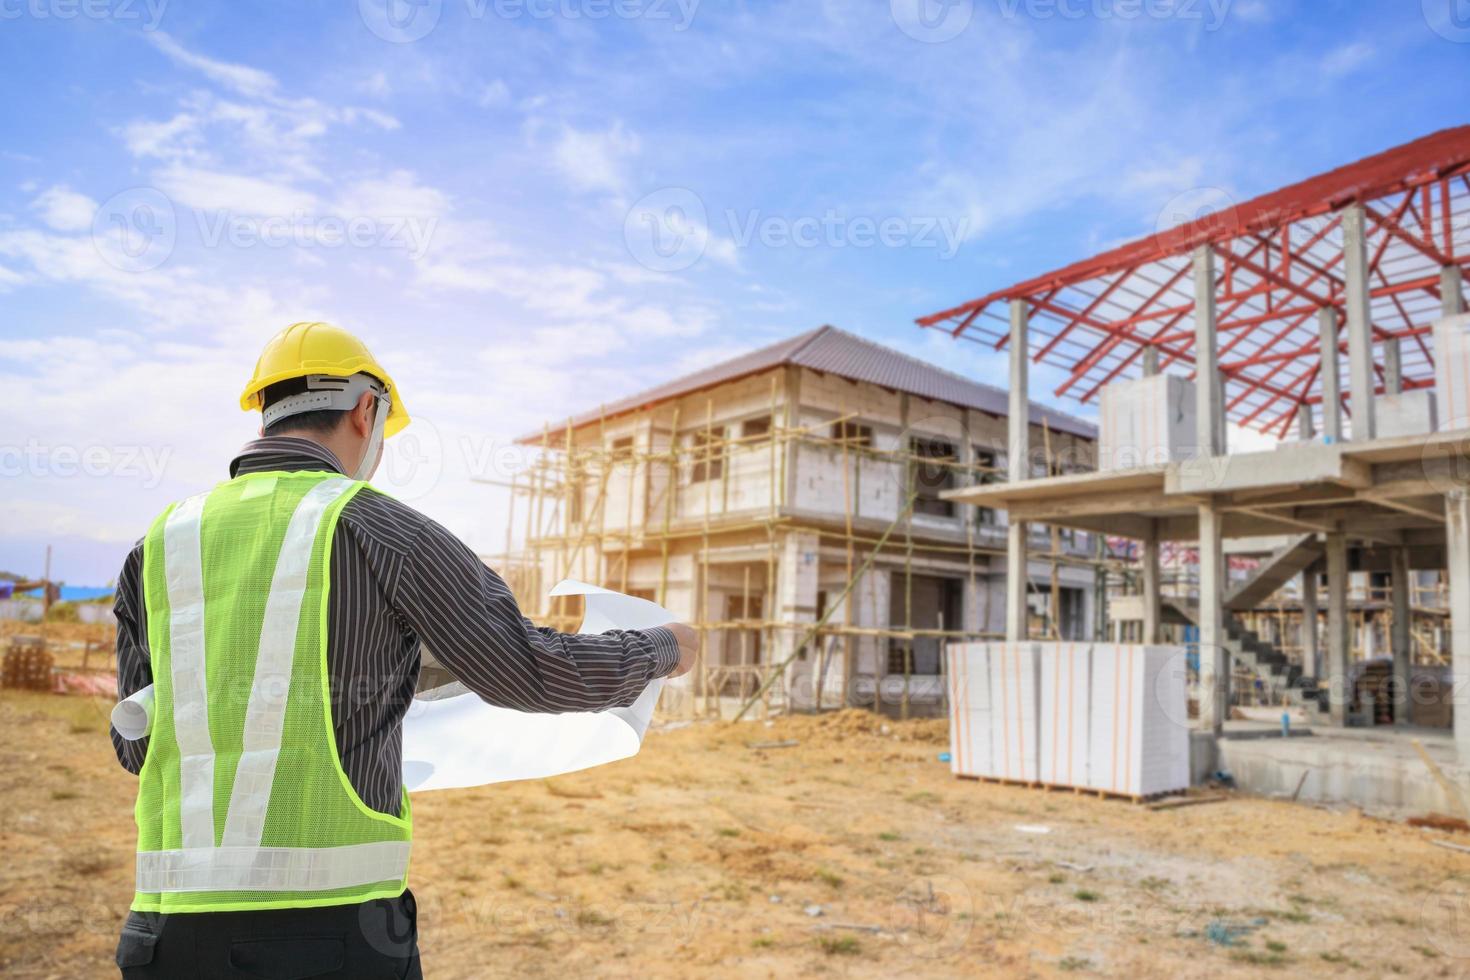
xmin=110 ymin=436 xmax=680 ymax=813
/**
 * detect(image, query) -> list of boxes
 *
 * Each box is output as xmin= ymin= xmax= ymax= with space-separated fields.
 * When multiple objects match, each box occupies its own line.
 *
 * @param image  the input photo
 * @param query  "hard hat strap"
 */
xmin=261 ymin=373 xmax=388 ymax=430
xmin=353 ymin=392 xmax=391 ymax=482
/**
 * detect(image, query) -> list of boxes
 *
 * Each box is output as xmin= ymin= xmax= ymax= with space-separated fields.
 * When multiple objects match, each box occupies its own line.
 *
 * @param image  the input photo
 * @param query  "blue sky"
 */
xmin=1 ymin=0 xmax=1466 ymax=584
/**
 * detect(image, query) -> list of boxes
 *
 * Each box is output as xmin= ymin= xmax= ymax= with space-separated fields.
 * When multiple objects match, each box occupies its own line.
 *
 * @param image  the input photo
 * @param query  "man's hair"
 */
xmin=261 ymin=377 xmax=351 ymax=437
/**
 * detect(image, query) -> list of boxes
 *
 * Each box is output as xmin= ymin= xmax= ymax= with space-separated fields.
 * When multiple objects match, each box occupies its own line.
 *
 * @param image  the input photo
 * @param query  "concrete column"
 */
xmin=1326 ymin=530 xmax=1350 ymax=726
xmin=1300 ymin=562 xmax=1320 ymax=679
xmin=1444 ymin=264 xmax=1466 ymax=317
xmin=1005 ymin=298 xmax=1030 ymax=642
xmin=1390 ymin=547 xmax=1412 ymax=725
xmin=1194 ymin=246 xmax=1224 ymax=456
xmin=1297 ymin=404 xmax=1314 ymax=441
xmin=1341 ymin=205 xmax=1376 ymax=441
xmin=1318 ymin=307 xmax=1343 ymax=443
xmin=1448 ymin=492 xmax=1470 ymax=761
xmin=775 ymin=529 xmax=821 ymax=705
xmin=1142 ymin=344 xmax=1160 ymax=377
xmin=1142 ymin=519 xmax=1162 ymax=645
xmin=1384 ymin=338 xmax=1403 ymax=395
xmin=1197 ymin=504 xmax=1227 ymax=735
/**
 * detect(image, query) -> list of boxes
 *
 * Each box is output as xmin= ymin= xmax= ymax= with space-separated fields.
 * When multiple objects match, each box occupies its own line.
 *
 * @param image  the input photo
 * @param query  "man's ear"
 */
xmin=352 ymin=391 xmax=377 ymax=437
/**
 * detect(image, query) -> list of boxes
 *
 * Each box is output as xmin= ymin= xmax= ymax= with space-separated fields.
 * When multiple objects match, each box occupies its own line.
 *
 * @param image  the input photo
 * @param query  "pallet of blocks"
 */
xmin=1086 ymin=644 xmax=1190 ymax=799
xmin=946 ymin=642 xmax=1189 ymax=800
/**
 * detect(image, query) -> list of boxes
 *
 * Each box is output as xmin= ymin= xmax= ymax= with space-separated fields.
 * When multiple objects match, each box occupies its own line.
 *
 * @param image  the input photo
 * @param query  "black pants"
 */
xmin=116 ymin=889 xmax=421 ymax=979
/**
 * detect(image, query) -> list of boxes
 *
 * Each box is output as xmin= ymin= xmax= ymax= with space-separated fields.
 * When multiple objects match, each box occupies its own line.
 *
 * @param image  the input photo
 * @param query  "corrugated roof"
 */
xmin=518 ymin=325 xmax=1095 ymax=442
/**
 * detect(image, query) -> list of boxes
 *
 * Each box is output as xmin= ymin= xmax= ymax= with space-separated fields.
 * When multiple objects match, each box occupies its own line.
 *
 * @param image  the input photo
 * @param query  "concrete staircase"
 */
xmin=1222 ymin=613 xmax=1330 ymax=717
xmin=1158 ymin=595 xmax=1329 ymax=717
xmin=1224 ymin=533 xmax=1322 ymax=612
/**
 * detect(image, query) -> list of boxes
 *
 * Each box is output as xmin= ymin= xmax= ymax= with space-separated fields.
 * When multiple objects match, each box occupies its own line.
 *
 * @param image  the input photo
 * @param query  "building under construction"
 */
xmin=499 ymin=325 xmax=1106 ymax=718
xmin=920 ymin=126 xmax=1469 ymax=811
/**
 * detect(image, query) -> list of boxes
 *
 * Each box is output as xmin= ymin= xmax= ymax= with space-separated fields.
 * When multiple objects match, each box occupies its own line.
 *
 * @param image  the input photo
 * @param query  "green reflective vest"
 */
xmin=132 ymin=470 xmax=412 ymax=914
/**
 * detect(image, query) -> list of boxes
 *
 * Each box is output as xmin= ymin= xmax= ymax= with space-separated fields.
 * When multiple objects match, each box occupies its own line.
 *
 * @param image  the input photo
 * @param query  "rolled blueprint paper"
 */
xmin=399 ymin=580 xmax=672 ymax=792
xmin=111 ymin=685 xmax=155 ymax=741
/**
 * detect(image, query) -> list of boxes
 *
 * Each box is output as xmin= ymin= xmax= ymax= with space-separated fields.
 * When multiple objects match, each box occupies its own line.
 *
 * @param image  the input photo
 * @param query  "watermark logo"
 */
xmin=0 ymin=0 xmax=169 ymax=29
xmin=375 ymin=415 xmax=445 ymax=502
xmin=624 ymin=187 xmax=709 ymax=273
xmin=1420 ymin=429 xmax=1470 ymax=497
xmin=997 ymin=0 xmax=1233 ymax=30
xmin=624 ymin=189 xmax=970 ymax=272
xmin=92 ymin=187 xmax=176 ymax=273
xmin=90 ymin=186 xmax=440 ymax=272
xmin=359 ymin=0 xmax=698 ymax=41
xmin=881 ymin=874 xmax=975 ymax=957
xmin=891 ymin=0 xmax=974 ymax=42
xmin=1422 ymin=875 xmax=1470 ymax=958
xmin=1423 ymin=0 xmax=1470 ymax=43
xmin=193 ymin=210 xmax=438 ymax=260
xmin=1154 ymin=186 xmax=1236 ymax=250
xmin=359 ymin=0 xmax=442 ymax=42
xmin=0 ymin=439 xmax=173 ymax=488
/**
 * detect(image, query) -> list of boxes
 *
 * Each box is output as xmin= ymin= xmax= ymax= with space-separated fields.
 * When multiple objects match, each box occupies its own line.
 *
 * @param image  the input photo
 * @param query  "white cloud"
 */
xmin=549 ymin=122 xmax=640 ymax=197
xmin=31 ymin=186 xmax=97 ymax=233
xmin=147 ymin=32 xmax=279 ymax=100
xmin=1321 ymin=42 xmax=1375 ymax=78
xmin=154 ymin=165 xmax=319 ymax=215
xmin=479 ymin=80 xmax=511 ymax=108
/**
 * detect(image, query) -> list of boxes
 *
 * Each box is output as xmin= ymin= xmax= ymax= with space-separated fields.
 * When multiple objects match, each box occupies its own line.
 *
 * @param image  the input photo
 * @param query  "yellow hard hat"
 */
xmin=240 ymin=321 xmax=410 ymax=437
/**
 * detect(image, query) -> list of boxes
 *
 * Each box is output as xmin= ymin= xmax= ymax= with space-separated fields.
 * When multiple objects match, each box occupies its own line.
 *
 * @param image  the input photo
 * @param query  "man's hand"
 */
xmin=664 ymin=623 xmax=698 ymax=677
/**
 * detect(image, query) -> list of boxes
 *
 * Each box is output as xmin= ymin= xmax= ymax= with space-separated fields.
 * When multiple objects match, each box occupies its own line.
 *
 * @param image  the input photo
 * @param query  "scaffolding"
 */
xmin=485 ymin=371 xmax=1122 ymax=720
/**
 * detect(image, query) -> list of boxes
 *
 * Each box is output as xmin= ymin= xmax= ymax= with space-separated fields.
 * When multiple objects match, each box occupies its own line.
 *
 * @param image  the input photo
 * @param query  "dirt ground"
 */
xmin=3 ymin=630 xmax=1469 ymax=977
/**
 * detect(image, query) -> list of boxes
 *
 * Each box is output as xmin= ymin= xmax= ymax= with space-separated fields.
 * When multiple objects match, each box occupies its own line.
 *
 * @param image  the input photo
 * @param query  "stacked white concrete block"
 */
xmin=1377 ymin=390 xmax=1437 ymax=438
xmin=1097 ymin=374 xmax=1198 ymax=471
xmin=1038 ymin=642 xmax=1091 ymax=788
xmin=1086 ymin=644 xmax=1190 ymax=797
xmin=947 ymin=642 xmax=1189 ymax=797
xmin=988 ymin=642 xmax=1041 ymax=782
xmin=1435 ymin=312 xmax=1470 ymax=432
xmin=945 ymin=642 xmax=993 ymax=778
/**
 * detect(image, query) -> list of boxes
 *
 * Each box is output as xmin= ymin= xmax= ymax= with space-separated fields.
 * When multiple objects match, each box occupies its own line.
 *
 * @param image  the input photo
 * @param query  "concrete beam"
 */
xmin=1194 ymin=246 xmax=1224 ymax=456
xmin=1142 ymin=344 xmax=1160 ymax=377
xmin=1006 ymin=298 xmax=1030 ymax=642
xmin=1390 ymin=546 xmax=1411 ymax=726
xmin=1341 ymin=205 xmax=1376 ymax=441
xmin=1325 ymin=530 xmax=1350 ymax=726
xmin=1197 ymin=502 xmax=1226 ymax=736
xmin=1318 ymin=307 xmax=1343 ymax=442
xmin=1447 ymin=491 xmax=1470 ymax=762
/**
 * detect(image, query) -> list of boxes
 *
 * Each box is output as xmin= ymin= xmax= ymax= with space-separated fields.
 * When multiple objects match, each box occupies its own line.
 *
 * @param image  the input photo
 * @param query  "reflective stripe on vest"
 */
xmin=134 ymin=473 xmax=411 ymax=908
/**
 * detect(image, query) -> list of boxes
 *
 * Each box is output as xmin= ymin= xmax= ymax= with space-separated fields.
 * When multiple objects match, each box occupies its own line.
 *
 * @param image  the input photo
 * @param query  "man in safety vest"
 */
xmin=110 ymin=322 xmax=697 ymax=977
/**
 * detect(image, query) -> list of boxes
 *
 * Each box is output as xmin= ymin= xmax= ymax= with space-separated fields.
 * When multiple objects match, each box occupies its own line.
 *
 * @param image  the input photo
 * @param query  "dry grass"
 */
xmin=1 ymin=677 xmax=1465 ymax=978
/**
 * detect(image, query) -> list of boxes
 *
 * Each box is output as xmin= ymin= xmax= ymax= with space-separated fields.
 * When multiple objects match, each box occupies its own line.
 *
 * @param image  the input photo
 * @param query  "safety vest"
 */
xmin=132 ymin=470 xmax=412 ymax=914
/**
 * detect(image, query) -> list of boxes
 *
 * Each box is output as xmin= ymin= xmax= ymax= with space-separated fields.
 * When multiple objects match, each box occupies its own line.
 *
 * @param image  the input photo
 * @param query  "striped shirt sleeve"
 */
xmin=110 ymin=543 xmax=152 ymax=774
xmin=393 ymin=516 xmax=680 ymax=712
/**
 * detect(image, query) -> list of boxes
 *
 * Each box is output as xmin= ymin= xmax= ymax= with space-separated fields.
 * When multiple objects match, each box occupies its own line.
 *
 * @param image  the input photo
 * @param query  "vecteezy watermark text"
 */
xmin=357 ymin=0 xmax=698 ymax=43
xmin=194 ymin=210 xmax=437 ymax=260
xmin=90 ymin=186 xmax=440 ymax=272
xmin=0 ymin=0 xmax=167 ymax=29
xmin=891 ymin=0 xmax=1233 ymax=43
xmin=1 ymin=440 xmax=173 ymax=489
xmin=624 ymin=188 xmax=969 ymax=272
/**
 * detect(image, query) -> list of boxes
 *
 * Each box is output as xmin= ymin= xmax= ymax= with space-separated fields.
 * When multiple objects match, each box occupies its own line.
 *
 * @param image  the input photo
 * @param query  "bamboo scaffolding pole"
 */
xmin=733 ymin=490 xmax=920 ymax=723
xmin=495 ymin=368 xmax=1119 ymax=718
